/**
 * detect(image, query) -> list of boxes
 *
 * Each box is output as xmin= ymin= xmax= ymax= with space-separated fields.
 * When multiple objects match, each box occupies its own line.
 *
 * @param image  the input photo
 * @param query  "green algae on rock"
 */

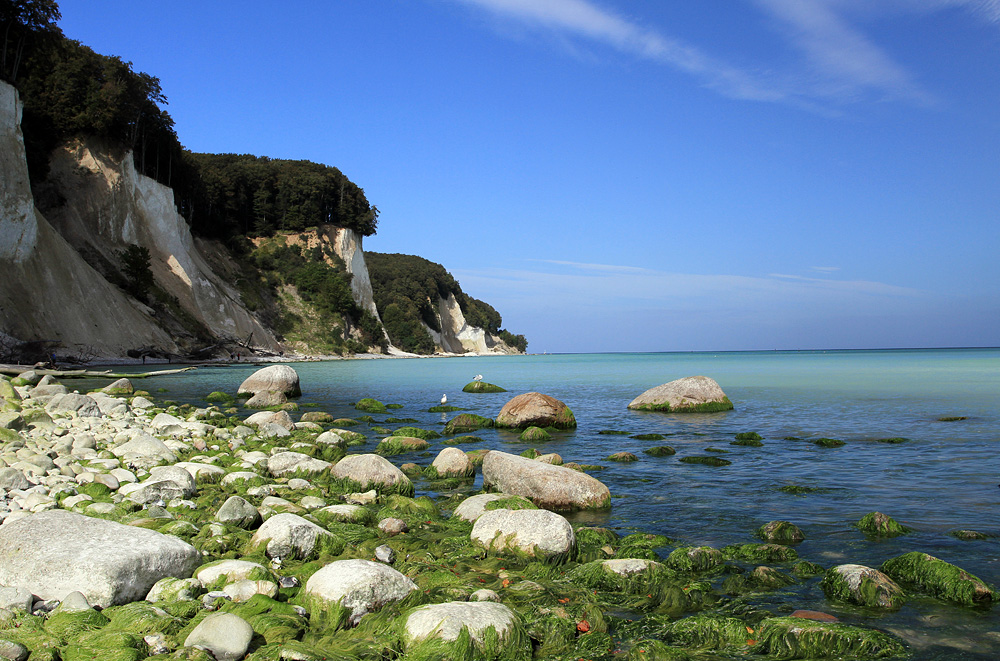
xmin=354 ymin=398 xmax=388 ymax=414
xmin=518 ymin=426 xmax=551 ymax=443
xmin=630 ymin=433 xmax=666 ymax=441
xmin=644 ymin=445 xmax=676 ymax=457
xmin=723 ymin=543 xmax=798 ymax=563
xmin=734 ymin=432 xmax=763 ymax=441
xmin=820 ymin=564 xmax=906 ymax=609
xmin=731 ymin=437 xmax=764 ymax=447
xmin=678 ymin=456 xmax=731 ymax=467
xmin=754 ymin=616 xmax=906 ymax=658
xmin=812 ymin=437 xmax=845 ymax=448
xmin=757 ymin=521 xmax=805 ymax=544
xmin=857 ymin=511 xmax=911 ymax=538
xmin=462 ymin=381 xmax=508 ymax=393
xmin=722 ymin=565 xmax=796 ymax=595
xmin=376 ymin=436 xmax=430 ymax=455
xmin=879 ymin=551 xmax=998 ymax=606
xmin=666 ymin=546 xmax=725 ymax=573
xmin=608 ymin=452 xmax=638 ymax=462
xmin=950 ymin=530 xmax=991 ymax=541
xmin=391 ymin=426 xmax=441 ymax=440
xmin=444 ymin=414 xmax=495 ymax=435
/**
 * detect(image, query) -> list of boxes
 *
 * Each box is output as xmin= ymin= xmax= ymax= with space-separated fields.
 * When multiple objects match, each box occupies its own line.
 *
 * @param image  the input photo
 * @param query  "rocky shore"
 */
xmin=0 ymin=368 xmax=994 ymax=660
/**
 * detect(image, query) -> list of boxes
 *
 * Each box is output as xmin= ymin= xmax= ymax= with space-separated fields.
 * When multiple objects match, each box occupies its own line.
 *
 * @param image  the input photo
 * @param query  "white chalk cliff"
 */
xmin=424 ymin=293 xmax=518 ymax=355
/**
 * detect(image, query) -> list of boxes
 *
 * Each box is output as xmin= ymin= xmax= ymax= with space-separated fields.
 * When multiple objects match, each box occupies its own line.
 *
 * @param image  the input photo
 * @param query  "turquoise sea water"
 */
xmin=98 ymin=348 xmax=1000 ymax=658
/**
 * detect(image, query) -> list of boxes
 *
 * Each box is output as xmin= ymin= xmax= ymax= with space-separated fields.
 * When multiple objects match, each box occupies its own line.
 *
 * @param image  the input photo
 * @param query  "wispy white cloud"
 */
xmin=450 ymin=0 xmax=963 ymax=108
xmin=452 ymin=0 xmax=787 ymax=101
xmin=810 ymin=266 xmax=841 ymax=273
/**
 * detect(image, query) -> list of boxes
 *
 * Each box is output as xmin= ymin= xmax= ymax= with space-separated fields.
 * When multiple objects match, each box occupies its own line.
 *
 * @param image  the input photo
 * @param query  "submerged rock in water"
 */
xmin=627 ymin=376 xmax=733 ymax=413
xmin=481 ymin=450 xmax=610 ymax=511
xmin=495 ymin=392 xmax=577 ymax=429
xmin=757 ymin=520 xmax=805 ymax=544
xmin=857 ymin=511 xmax=911 ymax=538
xmin=821 ymin=564 xmax=906 ymax=609
xmin=880 ymin=551 xmax=998 ymax=607
xmin=462 ymin=381 xmax=508 ymax=393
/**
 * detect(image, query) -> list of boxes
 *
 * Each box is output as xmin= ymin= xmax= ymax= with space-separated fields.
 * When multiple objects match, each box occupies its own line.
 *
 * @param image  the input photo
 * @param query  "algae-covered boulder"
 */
xmin=820 ymin=564 xmax=906 ymax=609
xmin=250 ymin=513 xmax=341 ymax=560
xmin=101 ymin=378 xmax=134 ymax=396
xmin=495 ymin=392 xmax=576 ymax=429
xmin=754 ymin=616 xmax=906 ymax=658
xmin=377 ymin=436 xmax=430 ymax=455
xmin=857 ymin=512 xmax=911 ymax=538
xmin=444 ymin=414 xmax=495 ymax=435
xmin=267 ymin=451 xmax=332 ymax=477
xmin=627 ymin=376 xmax=733 ymax=413
xmin=215 ymin=496 xmax=263 ymax=529
xmin=666 ymin=546 xmax=725 ymax=573
xmin=0 ymin=510 xmax=201 ymax=607
xmin=304 ymin=559 xmax=417 ymax=626
xmin=184 ymin=612 xmax=254 ymax=661
xmin=482 ymin=450 xmax=610 ymax=511
xmin=757 ymin=521 xmax=805 ymax=544
xmin=568 ymin=558 xmax=675 ymax=594
xmin=237 ymin=365 xmax=301 ymax=397
xmin=331 ymin=454 xmax=414 ymax=496
xmin=471 ymin=508 xmax=575 ymax=560
xmin=879 ymin=551 xmax=997 ymax=606
xmin=462 ymin=381 xmax=507 ymax=393
xmin=403 ymin=601 xmax=528 ymax=659
xmin=354 ymin=398 xmax=388 ymax=413
xmin=519 ymin=426 xmax=551 ymax=442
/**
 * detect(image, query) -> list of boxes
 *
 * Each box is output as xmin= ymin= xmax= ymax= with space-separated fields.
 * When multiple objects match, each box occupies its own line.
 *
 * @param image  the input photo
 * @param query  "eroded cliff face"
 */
xmin=425 ymin=293 xmax=518 ymax=355
xmin=38 ymin=138 xmax=281 ymax=353
xmin=0 ymin=81 xmax=177 ymax=356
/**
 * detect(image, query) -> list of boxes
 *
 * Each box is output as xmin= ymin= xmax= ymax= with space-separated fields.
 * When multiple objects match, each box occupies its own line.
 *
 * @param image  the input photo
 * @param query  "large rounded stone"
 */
xmin=452 ymin=493 xmax=514 ymax=522
xmin=471 ymin=508 xmax=575 ymax=559
xmin=0 ymin=510 xmax=201 ymax=607
xmin=404 ymin=601 xmax=521 ymax=649
xmin=304 ymin=559 xmax=417 ymax=626
xmin=821 ymin=564 xmax=905 ymax=609
xmin=45 ymin=393 xmax=102 ymax=417
xmin=250 ymin=512 xmax=337 ymax=560
xmin=495 ymin=392 xmax=576 ymax=429
xmin=482 ymin=451 xmax=610 ymax=511
xmin=430 ymin=447 xmax=474 ymax=478
xmin=267 ymin=451 xmax=332 ymax=477
xmin=331 ymin=454 xmax=413 ymax=495
xmin=244 ymin=410 xmax=295 ymax=431
xmin=216 ymin=496 xmax=262 ymax=529
xmin=627 ymin=375 xmax=733 ymax=413
xmin=243 ymin=390 xmax=287 ymax=409
xmin=237 ymin=365 xmax=301 ymax=398
xmin=184 ymin=612 xmax=254 ymax=661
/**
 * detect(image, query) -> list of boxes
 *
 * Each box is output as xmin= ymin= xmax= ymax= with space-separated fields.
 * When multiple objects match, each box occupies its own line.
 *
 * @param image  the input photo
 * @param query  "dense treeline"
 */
xmin=180 ymin=153 xmax=378 ymax=240
xmin=367 ymin=253 xmax=527 ymax=354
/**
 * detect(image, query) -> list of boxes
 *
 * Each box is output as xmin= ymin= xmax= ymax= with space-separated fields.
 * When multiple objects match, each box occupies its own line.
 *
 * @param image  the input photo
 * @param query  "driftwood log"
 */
xmin=0 ymin=365 xmax=197 ymax=379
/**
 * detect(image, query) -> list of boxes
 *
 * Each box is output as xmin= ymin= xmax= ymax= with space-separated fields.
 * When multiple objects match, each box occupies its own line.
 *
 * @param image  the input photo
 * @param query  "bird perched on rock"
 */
xmin=474 ymin=374 xmax=483 ymax=381
xmin=441 ymin=394 xmax=448 ymax=405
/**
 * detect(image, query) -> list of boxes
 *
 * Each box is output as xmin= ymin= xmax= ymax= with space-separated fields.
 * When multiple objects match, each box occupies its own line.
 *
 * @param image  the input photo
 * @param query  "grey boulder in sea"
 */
xmin=627 ymin=375 xmax=734 ymax=413
xmin=494 ymin=392 xmax=577 ymax=429
xmin=237 ymin=364 xmax=301 ymax=398
xmin=481 ymin=450 xmax=610 ymax=510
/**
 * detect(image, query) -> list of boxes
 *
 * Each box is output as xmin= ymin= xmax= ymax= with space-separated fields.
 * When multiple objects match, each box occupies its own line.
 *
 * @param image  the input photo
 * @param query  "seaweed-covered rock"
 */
xmin=462 ymin=381 xmax=507 ymax=393
xmin=482 ymin=451 xmax=610 ymax=511
xmin=879 ymin=552 xmax=998 ymax=606
xmin=519 ymin=426 xmax=551 ymax=442
xmin=754 ymin=616 xmax=906 ymax=658
xmin=444 ymin=414 xmax=495 ymax=435
xmin=757 ymin=521 xmax=805 ymax=544
xmin=354 ymin=398 xmax=387 ymax=413
xmin=304 ymin=559 xmax=417 ymax=626
xmin=857 ymin=512 xmax=911 ymax=538
xmin=391 ymin=426 xmax=442 ymax=440
xmin=0 ymin=510 xmax=200 ymax=607
xmin=495 ymin=392 xmax=577 ymax=430
xmin=377 ymin=436 xmax=430 ymax=455
xmin=471 ymin=508 xmax=575 ymax=560
xmin=184 ymin=612 xmax=254 ymax=661
xmin=249 ymin=513 xmax=341 ymax=560
xmin=101 ymin=378 xmax=134 ymax=396
xmin=665 ymin=546 xmax=725 ymax=573
xmin=331 ymin=454 xmax=414 ymax=496
xmin=627 ymin=376 xmax=733 ymax=413
xmin=678 ymin=456 xmax=731 ymax=467
xmin=722 ymin=566 xmax=795 ymax=594
xmin=429 ymin=447 xmax=474 ymax=478
xmin=215 ymin=496 xmax=262 ymax=529
xmin=238 ymin=365 xmax=301 ymax=398
xmin=820 ymin=564 xmax=906 ymax=609
xmin=608 ymin=452 xmax=638 ymax=462
xmin=644 ymin=446 xmax=676 ymax=457
xmin=666 ymin=615 xmax=750 ymax=649
xmin=403 ymin=601 xmax=527 ymax=659
xmin=723 ymin=543 xmax=798 ymax=563
xmin=568 ymin=558 xmax=676 ymax=594
xmin=195 ymin=560 xmax=270 ymax=586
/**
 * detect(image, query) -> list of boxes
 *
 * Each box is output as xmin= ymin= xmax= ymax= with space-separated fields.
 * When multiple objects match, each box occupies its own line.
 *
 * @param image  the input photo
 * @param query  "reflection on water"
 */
xmin=83 ymin=348 xmax=1000 ymax=659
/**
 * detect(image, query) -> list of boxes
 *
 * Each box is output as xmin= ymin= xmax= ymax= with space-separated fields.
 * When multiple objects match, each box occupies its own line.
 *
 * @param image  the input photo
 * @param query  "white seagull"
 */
xmin=474 ymin=374 xmax=483 ymax=381
xmin=441 ymin=394 xmax=448 ymax=405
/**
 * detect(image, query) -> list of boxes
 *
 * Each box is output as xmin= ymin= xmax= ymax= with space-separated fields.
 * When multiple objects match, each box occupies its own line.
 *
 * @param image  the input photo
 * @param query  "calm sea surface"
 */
xmin=96 ymin=348 xmax=1000 ymax=658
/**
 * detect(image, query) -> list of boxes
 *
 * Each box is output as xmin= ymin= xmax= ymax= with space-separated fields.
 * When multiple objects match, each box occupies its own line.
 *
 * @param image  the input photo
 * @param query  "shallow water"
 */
xmin=92 ymin=348 xmax=1000 ymax=658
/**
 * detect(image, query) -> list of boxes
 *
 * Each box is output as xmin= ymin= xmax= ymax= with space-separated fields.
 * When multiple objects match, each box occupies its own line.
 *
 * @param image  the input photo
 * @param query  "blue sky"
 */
xmin=58 ymin=0 xmax=999 ymax=352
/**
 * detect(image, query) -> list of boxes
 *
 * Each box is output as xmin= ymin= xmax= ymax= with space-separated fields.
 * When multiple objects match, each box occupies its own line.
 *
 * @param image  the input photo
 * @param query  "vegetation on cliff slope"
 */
xmin=367 ymin=253 xmax=527 ymax=354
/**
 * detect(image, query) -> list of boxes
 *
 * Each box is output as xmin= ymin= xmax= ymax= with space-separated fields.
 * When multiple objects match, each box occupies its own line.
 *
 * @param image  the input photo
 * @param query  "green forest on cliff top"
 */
xmin=1 ymin=0 xmax=525 ymax=355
